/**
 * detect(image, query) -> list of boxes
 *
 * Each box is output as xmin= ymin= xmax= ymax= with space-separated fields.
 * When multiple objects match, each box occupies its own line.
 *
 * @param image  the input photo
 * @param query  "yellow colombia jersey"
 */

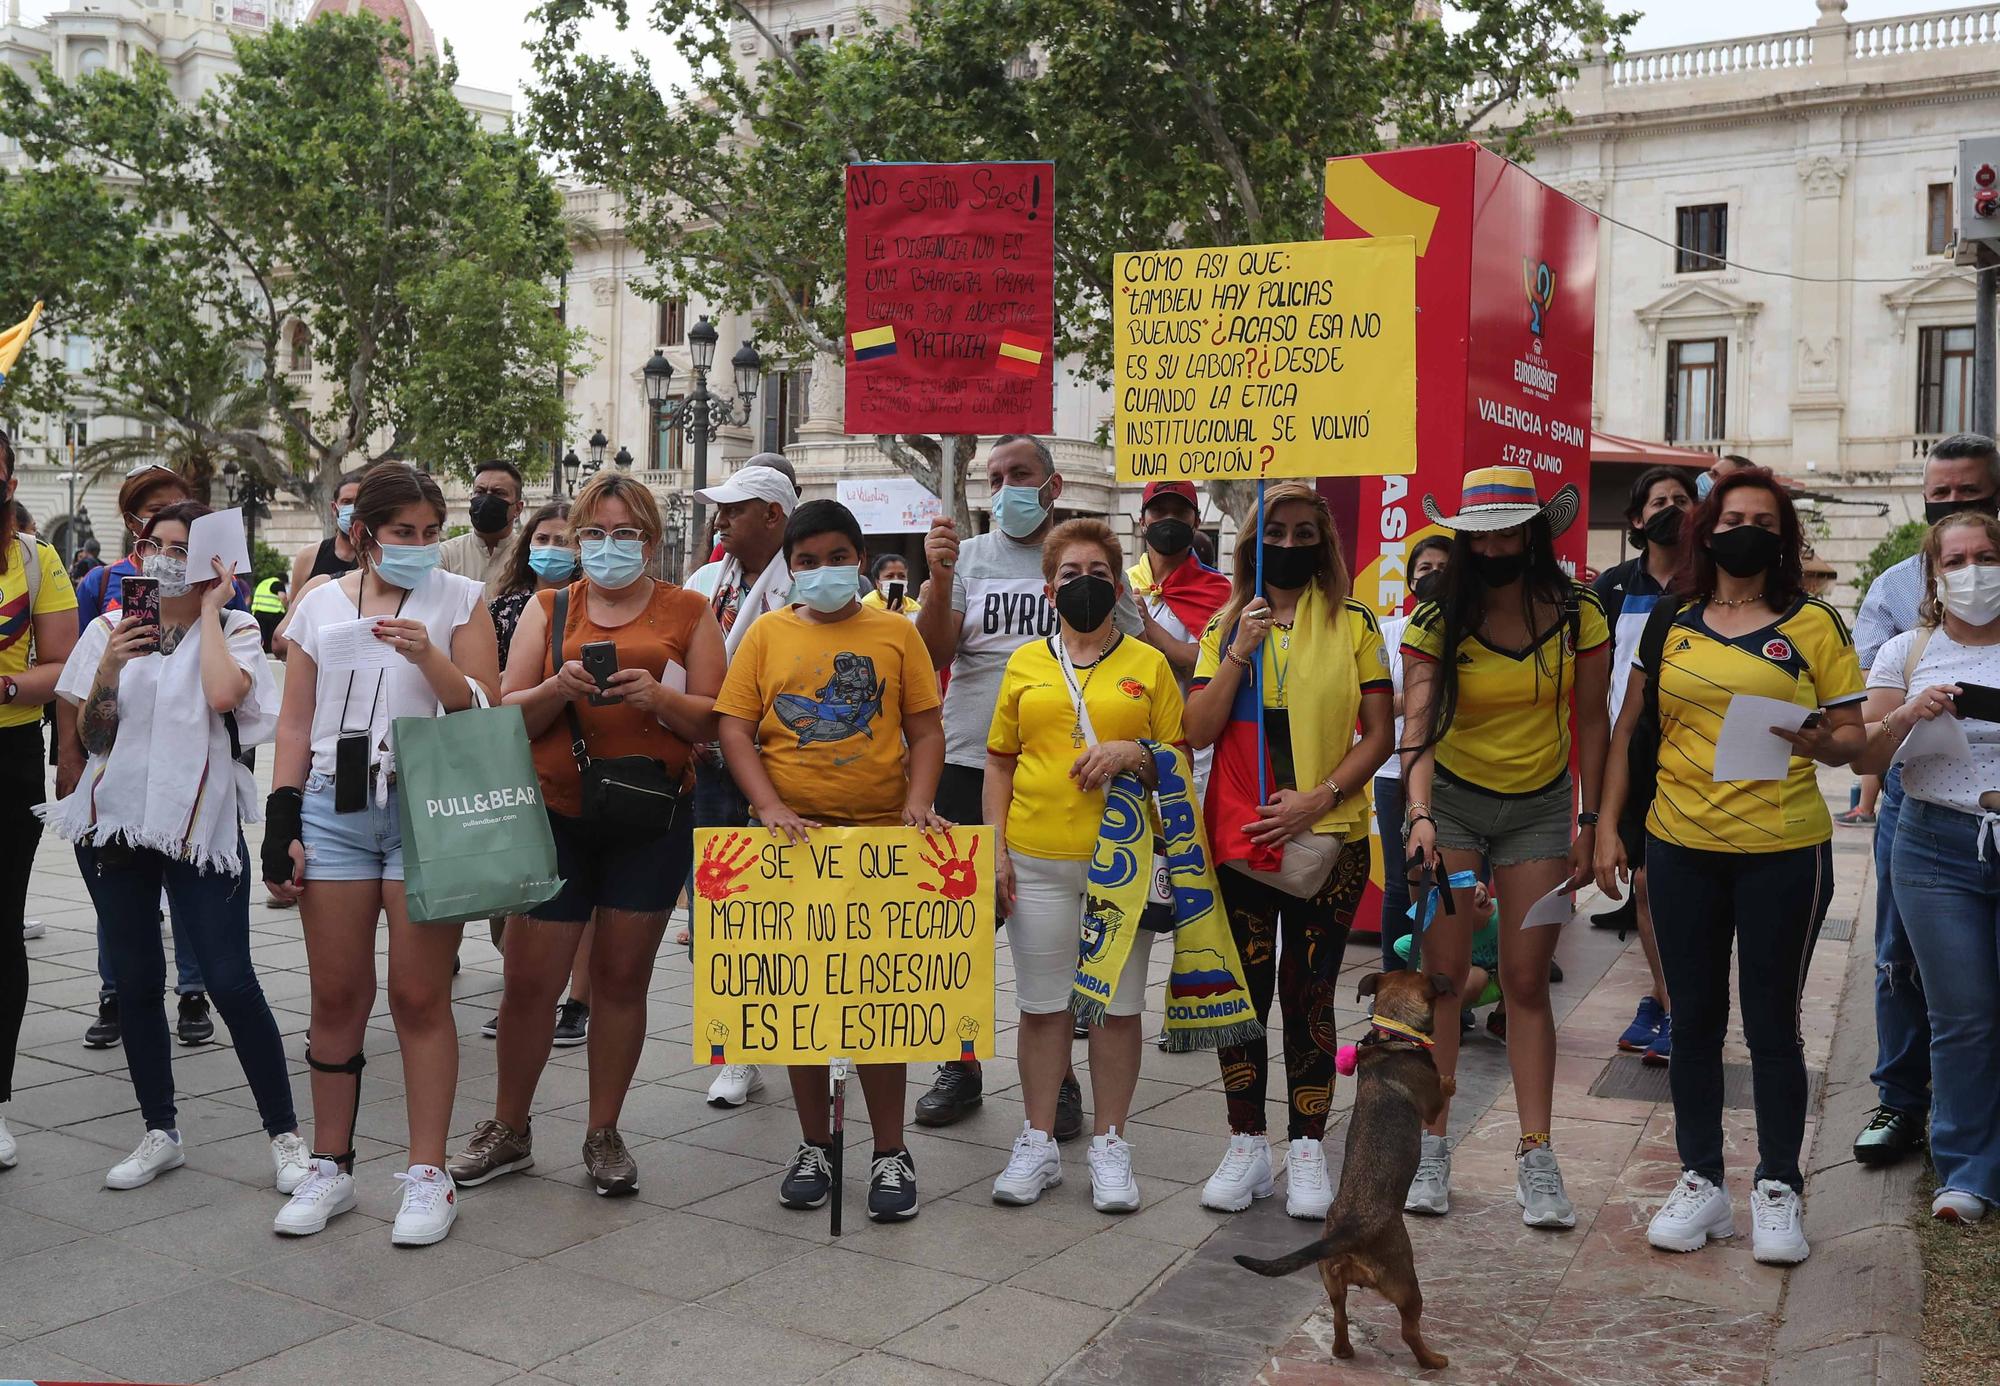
xmin=1400 ymin=582 xmax=1610 ymax=796
xmin=1646 ymin=596 xmax=1864 ymax=853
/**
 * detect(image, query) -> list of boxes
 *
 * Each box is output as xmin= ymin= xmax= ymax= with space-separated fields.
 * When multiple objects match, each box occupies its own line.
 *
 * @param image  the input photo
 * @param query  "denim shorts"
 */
xmin=1431 ymin=770 xmax=1573 ymax=868
xmin=300 ymin=775 xmax=404 ymax=882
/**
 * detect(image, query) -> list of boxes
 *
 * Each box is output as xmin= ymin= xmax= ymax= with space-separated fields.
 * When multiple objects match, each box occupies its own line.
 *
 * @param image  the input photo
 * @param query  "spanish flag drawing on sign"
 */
xmin=995 ymin=330 xmax=1044 ymax=377
xmin=851 ymin=324 xmax=898 ymax=362
xmin=0 ymin=301 xmax=44 ymax=387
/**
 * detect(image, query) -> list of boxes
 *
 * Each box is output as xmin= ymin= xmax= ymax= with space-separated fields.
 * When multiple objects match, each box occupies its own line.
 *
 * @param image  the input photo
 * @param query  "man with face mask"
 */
xmin=1849 ymin=432 xmax=2000 ymax=1170
xmin=910 ymin=435 xmax=1142 ymax=1133
xmin=1128 ymin=481 xmax=1227 ymax=791
xmin=274 ymin=468 xmax=365 ymax=662
xmin=438 ymin=460 xmax=524 ymax=592
xmin=1696 ymin=452 xmax=1754 ymax=502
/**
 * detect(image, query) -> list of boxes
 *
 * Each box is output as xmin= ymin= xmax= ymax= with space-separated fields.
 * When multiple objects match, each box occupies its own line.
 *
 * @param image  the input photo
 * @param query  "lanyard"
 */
xmin=1051 ymin=633 xmax=1116 ymax=750
xmin=335 ymin=584 xmax=411 ymax=745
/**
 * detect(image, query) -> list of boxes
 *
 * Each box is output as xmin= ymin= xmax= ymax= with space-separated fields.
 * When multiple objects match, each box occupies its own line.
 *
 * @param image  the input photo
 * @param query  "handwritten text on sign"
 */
xmin=843 ymin=162 xmax=1055 ymax=436
xmin=1112 ymin=238 xmax=1417 ymax=481
xmin=691 ymin=826 xmax=997 ymax=1065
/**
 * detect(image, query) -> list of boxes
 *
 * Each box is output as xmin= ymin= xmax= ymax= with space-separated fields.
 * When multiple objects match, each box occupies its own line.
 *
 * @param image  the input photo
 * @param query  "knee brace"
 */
xmin=304 ymin=1045 xmax=366 ymax=1171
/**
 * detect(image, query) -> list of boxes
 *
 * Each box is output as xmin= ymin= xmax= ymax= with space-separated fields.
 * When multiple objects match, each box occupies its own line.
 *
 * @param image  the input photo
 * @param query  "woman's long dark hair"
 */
xmin=1673 ymin=466 xmax=1803 ymax=611
xmin=1418 ymin=514 xmax=1575 ymax=752
xmin=497 ymin=501 xmax=571 ymax=597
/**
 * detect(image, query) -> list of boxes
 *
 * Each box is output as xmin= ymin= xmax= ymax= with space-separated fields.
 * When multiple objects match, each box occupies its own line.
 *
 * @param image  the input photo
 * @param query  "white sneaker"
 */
xmin=21 ymin=919 xmax=44 ymax=940
xmin=1285 ymin=1137 xmax=1332 ymax=1220
xmin=391 ymin=1164 xmax=458 ymax=1246
xmin=706 ymin=1064 xmax=763 ymax=1108
xmin=991 ymin=1123 xmax=1062 ymax=1205
xmin=1932 ymin=1188 xmax=1989 ymax=1224
xmin=1200 ymin=1132 xmax=1275 ymax=1212
xmin=273 ymin=1158 xmax=357 ymax=1236
xmin=106 ymin=1128 xmax=185 ymax=1190
xmin=1088 ymin=1127 xmax=1141 ymax=1213
xmin=1404 ymin=1132 xmax=1451 ymax=1215
xmin=271 ymin=1131 xmax=313 ymax=1195
xmin=0 ymin=1113 xmax=17 ymax=1169
xmin=1647 ymin=1170 xmax=1735 ymax=1252
xmin=1750 ymin=1179 xmax=1809 ymax=1264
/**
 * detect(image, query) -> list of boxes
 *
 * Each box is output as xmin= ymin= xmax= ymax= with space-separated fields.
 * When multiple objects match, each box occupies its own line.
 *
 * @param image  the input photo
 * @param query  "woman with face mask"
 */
xmin=262 ymin=463 xmax=499 ymax=1247
xmin=448 ymin=473 xmax=723 ymax=1202
xmin=1182 ymin=484 xmax=1394 ymax=1221
xmin=985 ymin=520 xmax=1184 ymax=1214
xmin=1599 ymin=466 xmax=1864 ymax=1266
xmin=40 ymin=501 xmax=306 ymax=1194
xmin=1854 ymin=512 xmax=2000 ymax=1226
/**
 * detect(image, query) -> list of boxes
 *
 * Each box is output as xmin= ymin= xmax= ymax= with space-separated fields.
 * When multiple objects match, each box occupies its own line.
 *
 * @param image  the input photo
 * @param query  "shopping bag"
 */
xmin=392 ymin=705 xmax=562 ymax=925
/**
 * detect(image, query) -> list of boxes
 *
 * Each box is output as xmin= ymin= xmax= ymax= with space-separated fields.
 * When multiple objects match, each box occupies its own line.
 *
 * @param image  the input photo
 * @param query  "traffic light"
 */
xmin=1957 ymin=136 xmax=2000 ymax=256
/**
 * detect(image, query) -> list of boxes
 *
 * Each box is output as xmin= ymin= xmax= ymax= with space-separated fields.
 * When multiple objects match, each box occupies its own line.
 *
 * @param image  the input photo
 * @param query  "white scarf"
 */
xmin=38 ymin=611 xmax=277 ymax=875
xmin=715 ymin=552 xmax=793 ymax=660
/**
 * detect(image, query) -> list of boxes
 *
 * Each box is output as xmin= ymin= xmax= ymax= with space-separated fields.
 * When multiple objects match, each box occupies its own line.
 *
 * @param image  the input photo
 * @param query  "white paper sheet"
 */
xmin=662 ymin=659 xmax=687 ymax=694
xmin=185 ymin=507 xmax=250 ymax=584
xmin=1712 ymin=695 xmax=1812 ymax=782
xmin=1521 ymin=880 xmax=1577 ymax=930
xmin=313 ymin=617 xmax=403 ymax=673
xmin=1892 ymin=712 xmax=1971 ymax=765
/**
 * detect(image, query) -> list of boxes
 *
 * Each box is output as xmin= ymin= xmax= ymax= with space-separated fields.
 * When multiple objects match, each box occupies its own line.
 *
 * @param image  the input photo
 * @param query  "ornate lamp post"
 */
xmin=559 ymin=448 xmax=581 ymax=496
xmin=642 ymin=314 xmax=760 ymax=558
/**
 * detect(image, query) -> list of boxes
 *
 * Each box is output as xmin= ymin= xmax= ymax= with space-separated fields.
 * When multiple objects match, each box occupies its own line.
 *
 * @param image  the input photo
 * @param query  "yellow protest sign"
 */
xmin=691 ymin=826 xmax=997 ymax=1066
xmin=1113 ymin=237 xmax=1416 ymax=481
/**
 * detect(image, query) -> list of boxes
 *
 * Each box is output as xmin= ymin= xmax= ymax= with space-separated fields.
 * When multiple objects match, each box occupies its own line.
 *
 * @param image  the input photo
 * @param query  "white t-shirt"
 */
xmin=1374 ymin=613 xmax=1411 ymax=781
xmin=1139 ymin=590 xmax=1211 ymax=791
xmin=1868 ymin=626 xmax=2000 ymax=816
xmin=287 ymin=568 xmax=485 ymax=781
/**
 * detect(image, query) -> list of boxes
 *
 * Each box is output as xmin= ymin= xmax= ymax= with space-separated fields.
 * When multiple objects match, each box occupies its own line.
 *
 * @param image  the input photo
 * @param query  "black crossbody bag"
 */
xmin=551 ymin=584 xmax=685 ymax=833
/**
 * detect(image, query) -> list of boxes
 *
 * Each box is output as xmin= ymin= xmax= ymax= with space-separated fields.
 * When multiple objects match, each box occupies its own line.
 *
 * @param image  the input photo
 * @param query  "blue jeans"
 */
xmin=82 ymin=838 xmax=296 ymax=1138
xmin=694 ymin=759 xmax=751 ymax=830
xmin=86 ymin=845 xmax=204 ymax=1001
xmin=1891 ymin=798 xmax=2000 ymax=1205
xmin=1375 ymin=776 xmax=1412 ymax=971
xmin=1871 ymin=766 xmax=1931 ymax=1116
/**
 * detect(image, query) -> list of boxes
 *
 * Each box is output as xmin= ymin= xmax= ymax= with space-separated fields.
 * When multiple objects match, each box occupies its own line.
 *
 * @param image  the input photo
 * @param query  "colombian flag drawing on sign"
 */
xmin=851 ymin=324 xmax=898 ymax=363
xmin=995 ymin=331 xmax=1044 ymax=378
xmin=0 ymin=301 xmax=44 ymax=386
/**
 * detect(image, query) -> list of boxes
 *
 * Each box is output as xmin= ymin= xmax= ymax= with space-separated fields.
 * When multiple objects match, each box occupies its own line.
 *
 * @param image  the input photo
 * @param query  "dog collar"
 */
xmin=1366 ymin=1015 xmax=1435 ymax=1048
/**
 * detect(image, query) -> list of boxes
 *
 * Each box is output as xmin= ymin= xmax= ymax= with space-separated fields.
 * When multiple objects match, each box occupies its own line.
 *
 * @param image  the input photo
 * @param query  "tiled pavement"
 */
xmin=1 ymin=769 xmax=1870 ymax=1385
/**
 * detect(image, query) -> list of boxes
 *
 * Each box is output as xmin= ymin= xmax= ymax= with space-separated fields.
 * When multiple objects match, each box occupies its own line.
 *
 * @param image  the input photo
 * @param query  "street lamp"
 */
xmin=588 ymin=429 xmax=608 ymax=470
xmin=220 ymin=460 xmax=241 ymax=507
xmin=613 ymin=445 xmax=634 ymax=471
xmin=646 ymin=314 xmax=761 ymax=554
xmin=218 ymin=460 xmax=263 ymax=555
xmin=560 ymin=448 xmax=581 ymax=496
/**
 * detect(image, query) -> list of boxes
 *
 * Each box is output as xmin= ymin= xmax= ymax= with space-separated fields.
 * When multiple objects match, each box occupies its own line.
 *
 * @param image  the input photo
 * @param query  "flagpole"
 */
xmin=1253 ymin=480 xmax=1266 ymax=807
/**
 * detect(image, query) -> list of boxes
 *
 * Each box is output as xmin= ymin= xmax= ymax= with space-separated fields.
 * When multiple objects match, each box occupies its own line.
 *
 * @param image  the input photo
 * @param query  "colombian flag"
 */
xmin=851 ymin=324 xmax=897 ymax=362
xmin=0 ymin=301 xmax=44 ymax=386
xmin=995 ymin=331 xmax=1044 ymax=377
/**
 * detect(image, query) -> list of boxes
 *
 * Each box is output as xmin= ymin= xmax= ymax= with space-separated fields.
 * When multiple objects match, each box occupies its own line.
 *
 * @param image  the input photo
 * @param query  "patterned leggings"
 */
xmin=1216 ymin=837 xmax=1370 ymax=1141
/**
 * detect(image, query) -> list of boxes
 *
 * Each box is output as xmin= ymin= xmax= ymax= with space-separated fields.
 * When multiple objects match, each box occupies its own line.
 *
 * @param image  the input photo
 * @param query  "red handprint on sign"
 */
xmin=695 ymin=832 xmax=757 ymax=901
xmin=917 ymin=829 xmax=980 ymax=902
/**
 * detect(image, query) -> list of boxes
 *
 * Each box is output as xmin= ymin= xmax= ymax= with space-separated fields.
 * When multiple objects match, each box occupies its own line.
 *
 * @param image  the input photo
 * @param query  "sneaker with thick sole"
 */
xmin=914 ymin=1061 xmax=983 ymax=1127
xmin=1618 ymin=996 xmax=1667 ymax=1052
xmin=1054 ymin=1074 xmax=1085 ymax=1144
xmin=992 ymin=1123 xmax=1062 ymax=1205
xmin=0 ymin=1114 xmax=16 ymax=1169
xmin=1642 ymin=1015 xmax=1673 ymax=1068
xmin=1088 ymin=1128 xmax=1141 ymax=1213
xmin=1201 ymin=1133 xmax=1275 ymax=1212
xmin=1852 ymin=1105 xmax=1925 ymax=1167
xmin=21 ymin=919 xmax=44 ymax=940
xmin=84 ymin=997 xmax=120 ymax=1049
xmin=271 ymin=1131 xmax=313 ymax=1195
xmin=706 ymin=1064 xmax=763 ymax=1108
xmin=273 ymin=1158 xmax=358 ymax=1236
xmin=1647 ymin=1170 xmax=1735 ymax=1251
xmin=1405 ymin=1132 xmax=1451 ymax=1215
xmin=780 ymin=1141 xmax=834 ymax=1209
xmin=391 ymin=1165 xmax=458 ymax=1246
xmin=106 ymin=1128 xmax=185 ymax=1189
xmin=868 ymin=1148 xmax=919 ymax=1221
xmin=176 ymin=992 xmax=214 ymax=1046
xmin=447 ymin=1118 xmax=535 ymax=1187
xmin=479 ymin=1013 xmax=498 ymax=1039
xmin=1750 ymin=1180 xmax=1809 ymax=1264
xmin=1931 ymin=1188 xmax=1989 ymax=1224
xmin=553 ymin=999 xmax=590 ymax=1049
xmin=583 ymin=1126 xmax=639 ymax=1197
xmin=1285 ymin=1137 xmax=1332 ymax=1220
xmin=1517 ymin=1146 xmax=1577 ymax=1229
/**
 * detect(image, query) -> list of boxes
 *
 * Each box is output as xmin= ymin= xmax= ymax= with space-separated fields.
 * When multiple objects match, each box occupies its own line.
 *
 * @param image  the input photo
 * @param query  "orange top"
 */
xmin=528 ymin=580 xmax=708 ymax=818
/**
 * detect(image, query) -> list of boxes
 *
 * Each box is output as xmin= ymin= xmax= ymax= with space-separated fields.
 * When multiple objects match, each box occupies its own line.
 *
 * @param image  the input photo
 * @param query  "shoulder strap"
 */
xmin=17 ymin=536 xmax=40 ymax=606
xmin=1902 ymin=626 xmax=1935 ymax=691
xmin=1637 ymin=597 xmax=1682 ymax=723
xmin=550 ymin=583 xmax=591 ymax=771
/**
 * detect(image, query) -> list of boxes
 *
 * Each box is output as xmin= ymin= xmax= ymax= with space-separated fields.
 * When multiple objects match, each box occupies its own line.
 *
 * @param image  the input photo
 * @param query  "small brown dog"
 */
xmin=1235 ymin=969 xmax=1453 ymax=1371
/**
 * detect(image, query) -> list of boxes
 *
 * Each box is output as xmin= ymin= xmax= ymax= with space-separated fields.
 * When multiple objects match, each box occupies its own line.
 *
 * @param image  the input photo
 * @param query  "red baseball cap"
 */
xmin=1141 ymin=481 xmax=1199 ymax=510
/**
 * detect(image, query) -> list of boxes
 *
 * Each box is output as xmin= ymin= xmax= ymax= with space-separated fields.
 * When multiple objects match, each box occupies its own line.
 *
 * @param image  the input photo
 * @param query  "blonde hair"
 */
xmin=1917 ymin=511 xmax=2000 ymax=627
xmin=569 ymin=472 xmax=663 ymax=547
xmin=1214 ymin=482 xmax=1351 ymax=640
xmin=1041 ymin=517 xmax=1122 ymax=583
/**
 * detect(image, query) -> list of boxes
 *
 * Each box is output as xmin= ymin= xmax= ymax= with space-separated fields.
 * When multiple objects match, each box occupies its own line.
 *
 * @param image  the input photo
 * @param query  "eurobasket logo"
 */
xmin=1524 ymin=258 xmax=1556 ymax=339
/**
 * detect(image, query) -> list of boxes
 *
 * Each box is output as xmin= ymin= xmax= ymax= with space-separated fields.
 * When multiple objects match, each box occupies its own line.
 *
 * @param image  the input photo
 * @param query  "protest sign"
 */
xmin=1111 ymin=238 xmax=1416 ymax=483
xmin=835 ymin=477 xmax=944 ymax=534
xmin=691 ymin=826 xmax=997 ymax=1066
xmin=843 ymin=161 xmax=1055 ymax=435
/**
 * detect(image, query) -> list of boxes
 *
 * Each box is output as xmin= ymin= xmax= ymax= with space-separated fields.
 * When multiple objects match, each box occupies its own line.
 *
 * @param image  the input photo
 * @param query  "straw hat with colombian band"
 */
xmin=1422 ymin=464 xmax=1581 ymax=537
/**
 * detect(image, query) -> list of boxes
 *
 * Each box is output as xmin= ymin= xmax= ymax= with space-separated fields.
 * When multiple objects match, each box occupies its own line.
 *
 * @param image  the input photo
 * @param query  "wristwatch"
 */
xmin=1320 ymin=776 xmax=1346 ymax=810
xmin=1576 ymin=811 xmax=1600 ymax=827
xmin=0 ymin=675 xmax=16 ymax=705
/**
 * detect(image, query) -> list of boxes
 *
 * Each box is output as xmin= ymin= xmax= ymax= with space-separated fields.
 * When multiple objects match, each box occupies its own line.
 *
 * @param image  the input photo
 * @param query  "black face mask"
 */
xmin=1411 ymin=570 xmax=1445 ymax=604
xmin=1054 ymin=574 xmax=1118 ymax=632
xmin=1632 ymin=507 xmax=1684 ymax=550
xmin=1707 ymin=524 xmax=1782 ymax=578
xmin=1925 ymin=494 xmax=2000 ymax=526
xmin=1145 ymin=518 xmax=1195 ymax=558
xmin=1262 ymin=543 xmax=1323 ymax=591
xmin=469 ymin=493 xmax=512 ymax=536
xmin=1467 ymin=550 xmax=1529 ymax=588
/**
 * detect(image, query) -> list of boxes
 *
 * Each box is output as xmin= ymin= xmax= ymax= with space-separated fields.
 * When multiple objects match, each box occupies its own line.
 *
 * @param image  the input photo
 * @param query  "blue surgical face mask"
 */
xmin=991 ymin=479 xmax=1052 ymax=540
xmin=527 ymin=546 xmax=578 ymax=583
xmin=790 ymin=565 xmax=859 ymax=613
xmin=580 ymin=536 xmax=647 ymax=589
xmin=335 ymin=504 xmax=355 ymax=536
xmin=370 ymin=539 xmax=440 ymax=590
xmin=1695 ymin=471 xmax=1714 ymax=501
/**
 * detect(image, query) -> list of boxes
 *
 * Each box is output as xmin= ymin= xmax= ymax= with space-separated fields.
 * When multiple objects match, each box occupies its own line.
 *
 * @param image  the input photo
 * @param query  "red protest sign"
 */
xmin=843 ymin=162 xmax=1055 ymax=436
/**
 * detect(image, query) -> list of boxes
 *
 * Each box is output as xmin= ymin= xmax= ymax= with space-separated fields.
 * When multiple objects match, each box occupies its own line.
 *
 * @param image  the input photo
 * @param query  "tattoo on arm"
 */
xmin=80 ymin=684 xmax=119 ymax=756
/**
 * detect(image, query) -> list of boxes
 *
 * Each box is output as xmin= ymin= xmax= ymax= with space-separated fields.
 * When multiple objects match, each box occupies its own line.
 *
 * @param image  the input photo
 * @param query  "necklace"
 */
xmin=1270 ymin=621 xmax=1293 ymax=708
xmin=1055 ymin=628 xmax=1120 ymax=748
xmin=1709 ymin=589 xmax=1767 ymax=609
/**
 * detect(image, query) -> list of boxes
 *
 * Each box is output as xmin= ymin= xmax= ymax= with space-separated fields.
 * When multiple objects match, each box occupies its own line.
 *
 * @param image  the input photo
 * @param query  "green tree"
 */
xmin=1854 ymin=520 xmax=1929 ymax=612
xmin=526 ymin=0 xmax=1632 ymax=519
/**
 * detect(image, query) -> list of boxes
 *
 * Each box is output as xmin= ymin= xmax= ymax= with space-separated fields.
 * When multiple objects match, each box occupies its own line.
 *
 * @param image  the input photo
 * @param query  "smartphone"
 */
xmin=580 ymin=640 xmax=619 ymax=707
xmin=122 ymin=576 xmax=160 ymax=635
xmin=883 ymin=578 xmax=907 ymax=611
xmin=333 ymin=731 xmax=371 ymax=814
xmin=1952 ymin=682 xmax=2000 ymax=724
xmin=1799 ymin=710 xmax=1825 ymax=732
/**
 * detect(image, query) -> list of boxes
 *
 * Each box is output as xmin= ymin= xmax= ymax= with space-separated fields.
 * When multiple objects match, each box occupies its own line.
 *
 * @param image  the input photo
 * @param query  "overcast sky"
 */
xmin=13 ymin=1 xmax=1934 ymax=106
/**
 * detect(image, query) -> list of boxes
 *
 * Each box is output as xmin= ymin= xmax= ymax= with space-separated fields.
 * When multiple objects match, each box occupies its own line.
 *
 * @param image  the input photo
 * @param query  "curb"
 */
xmin=1771 ymin=859 xmax=1926 ymax=1386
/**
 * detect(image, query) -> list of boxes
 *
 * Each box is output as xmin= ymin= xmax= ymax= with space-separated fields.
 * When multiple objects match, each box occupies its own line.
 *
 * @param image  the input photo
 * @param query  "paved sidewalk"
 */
xmin=2 ymin=779 xmax=1870 ymax=1385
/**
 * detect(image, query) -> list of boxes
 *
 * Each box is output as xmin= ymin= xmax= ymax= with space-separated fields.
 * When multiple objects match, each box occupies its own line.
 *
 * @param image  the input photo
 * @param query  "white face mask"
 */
xmin=1937 ymin=563 xmax=2000 ymax=625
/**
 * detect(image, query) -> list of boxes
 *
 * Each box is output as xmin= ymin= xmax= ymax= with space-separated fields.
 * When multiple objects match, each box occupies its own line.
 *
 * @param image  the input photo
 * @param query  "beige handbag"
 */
xmin=1224 ymin=828 xmax=1339 ymax=900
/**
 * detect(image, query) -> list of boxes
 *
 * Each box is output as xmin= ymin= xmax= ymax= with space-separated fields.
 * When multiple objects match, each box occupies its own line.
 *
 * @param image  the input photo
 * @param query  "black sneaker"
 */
xmin=553 ymin=999 xmax=590 ymax=1049
xmin=1548 ymin=960 xmax=1565 ymax=986
xmin=176 ymin=993 xmax=214 ymax=1046
xmin=480 ymin=1014 xmax=498 ymax=1039
xmin=84 ymin=997 xmax=121 ymax=1049
xmin=1054 ymin=1074 xmax=1085 ymax=1143
xmin=1853 ymin=1105 xmax=1926 ymax=1168
xmin=779 ymin=1141 xmax=834 ymax=1209
xmin=913 ymin=1061 xmax=983 ymax=1127
xmin=868 ymin=1148 xmax=919 ymax=1221
xmin=1073 ymin=1017 xmax=1091 ymax=1040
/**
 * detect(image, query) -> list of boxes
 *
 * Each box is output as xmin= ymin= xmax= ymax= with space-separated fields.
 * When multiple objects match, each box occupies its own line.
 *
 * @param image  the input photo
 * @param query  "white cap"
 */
xmin=695 ymin=464 xmax=798 ymax=516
